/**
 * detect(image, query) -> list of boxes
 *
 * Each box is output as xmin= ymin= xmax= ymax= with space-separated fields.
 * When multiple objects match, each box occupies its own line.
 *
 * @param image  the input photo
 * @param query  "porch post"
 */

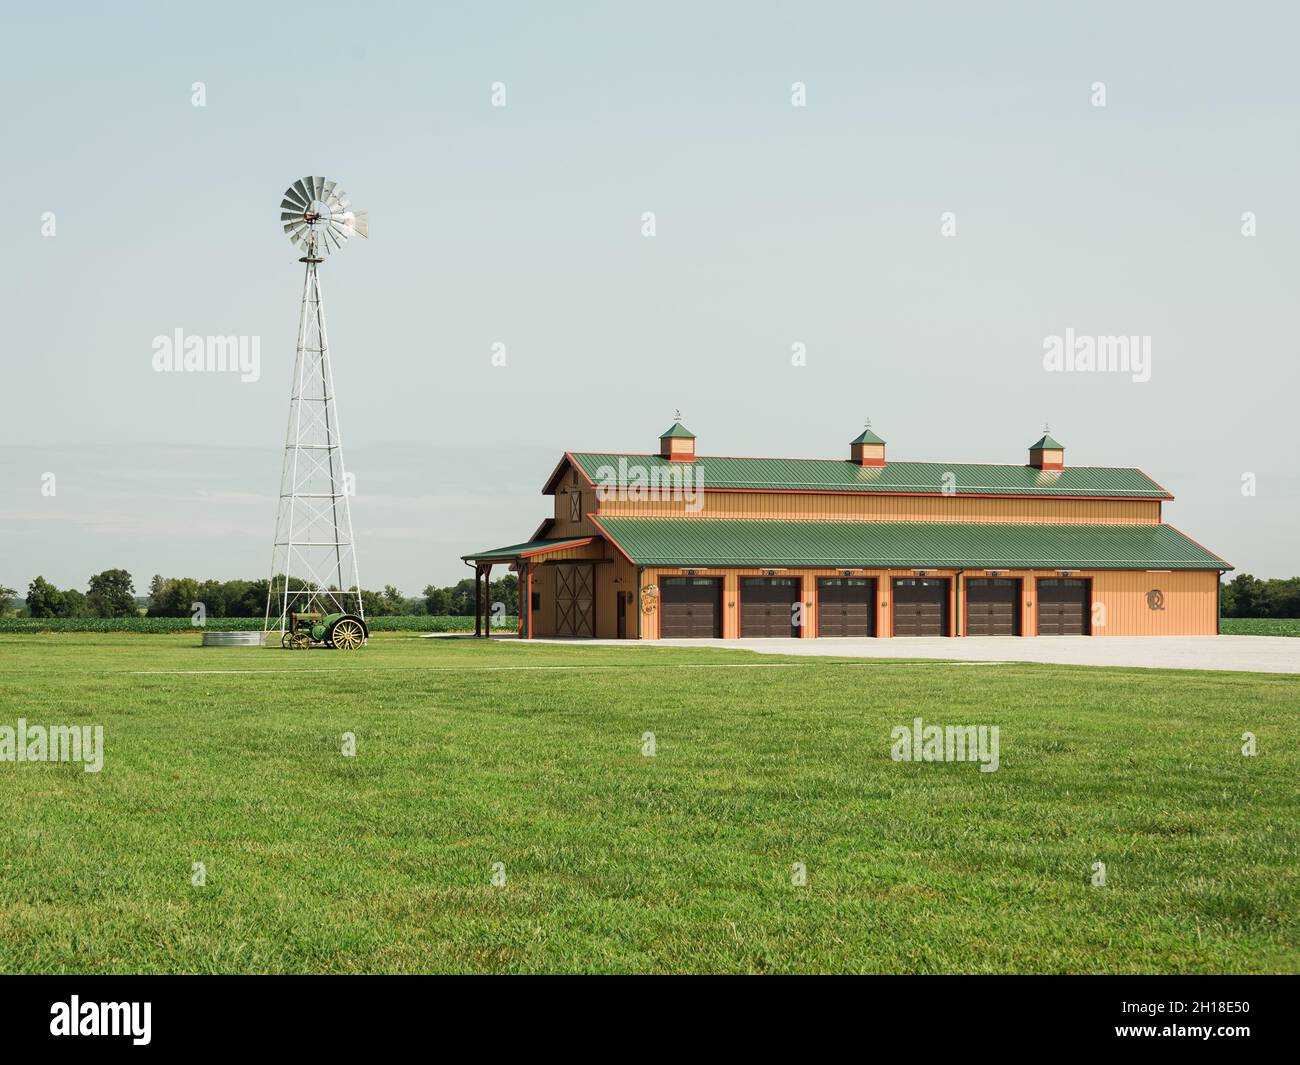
xmin=517 ymin=564 xmax=525 ymax=638
xmin=473 ymin=564 xmax=482 ymax=637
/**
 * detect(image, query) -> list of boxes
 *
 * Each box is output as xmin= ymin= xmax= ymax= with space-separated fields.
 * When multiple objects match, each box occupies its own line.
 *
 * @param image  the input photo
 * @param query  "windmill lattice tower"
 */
xmin=264 ymin=176 xmax=369 ymax=634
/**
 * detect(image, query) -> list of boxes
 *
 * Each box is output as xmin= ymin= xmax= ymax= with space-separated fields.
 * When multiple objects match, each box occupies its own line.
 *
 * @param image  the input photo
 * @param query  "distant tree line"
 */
xmin=3 ymin=570 xmax=518 ymax=619
xmin=4 ymin=570 xmax=1289 ymax=620
xmin=1219 ymin=574 xmax=1300 ymax=618
xmin=22 ymin=570 xmax=137 ymax=618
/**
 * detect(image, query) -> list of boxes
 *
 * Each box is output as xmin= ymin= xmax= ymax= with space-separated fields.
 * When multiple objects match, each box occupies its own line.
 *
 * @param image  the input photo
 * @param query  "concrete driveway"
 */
xmin=610 ymin=635 xmax=1300 ymax=674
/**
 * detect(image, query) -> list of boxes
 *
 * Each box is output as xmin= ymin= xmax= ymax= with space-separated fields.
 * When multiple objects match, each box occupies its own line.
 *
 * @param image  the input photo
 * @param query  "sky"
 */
xmin=2 ymin=0 xmax=1297 ymax=596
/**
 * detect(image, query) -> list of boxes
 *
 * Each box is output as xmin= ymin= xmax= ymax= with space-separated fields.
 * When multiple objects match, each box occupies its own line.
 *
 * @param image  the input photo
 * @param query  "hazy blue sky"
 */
xmin=3 ymin=1 xmax=1297 ymax=594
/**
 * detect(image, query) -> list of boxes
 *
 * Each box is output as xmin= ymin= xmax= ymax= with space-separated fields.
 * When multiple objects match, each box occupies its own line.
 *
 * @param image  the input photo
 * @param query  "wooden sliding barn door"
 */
xmin=555 ymin=564 xmax=595 ymax=637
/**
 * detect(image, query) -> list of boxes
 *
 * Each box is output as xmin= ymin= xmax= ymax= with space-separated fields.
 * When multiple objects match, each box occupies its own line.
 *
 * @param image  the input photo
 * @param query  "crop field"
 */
xmin=1221 ymin=618 xmax=1300 ymax=638
xmin=0 ymin=633 xmax=1296 ymax=974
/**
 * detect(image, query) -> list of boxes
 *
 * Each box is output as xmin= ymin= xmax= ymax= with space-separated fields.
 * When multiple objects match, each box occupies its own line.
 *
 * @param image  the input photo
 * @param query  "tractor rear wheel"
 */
xmin=331 ymin=618 xmax=366 ymax=650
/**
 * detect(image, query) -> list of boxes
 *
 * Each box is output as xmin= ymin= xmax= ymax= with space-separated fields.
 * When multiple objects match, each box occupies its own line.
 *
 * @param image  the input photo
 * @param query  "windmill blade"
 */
xmin=280 ymin=176 xmax=366 ymax=256
xmin=332 ymin=209 xmax=368 ymax=237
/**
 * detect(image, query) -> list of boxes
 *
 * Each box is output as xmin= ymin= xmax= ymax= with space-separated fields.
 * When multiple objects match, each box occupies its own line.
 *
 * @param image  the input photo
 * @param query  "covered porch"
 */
xmin=459 ymin=537 xmax=600 ymax=638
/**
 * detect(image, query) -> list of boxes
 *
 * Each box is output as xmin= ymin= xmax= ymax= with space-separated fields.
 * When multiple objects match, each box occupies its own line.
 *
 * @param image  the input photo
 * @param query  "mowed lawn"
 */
xmin=0 ymin=633 xmax=1296 ymax=974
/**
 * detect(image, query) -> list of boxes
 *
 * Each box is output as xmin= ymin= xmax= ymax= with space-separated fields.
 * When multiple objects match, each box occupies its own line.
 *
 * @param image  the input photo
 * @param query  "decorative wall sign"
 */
xmin=1146 ymin=589 xmax=1166 ymax=611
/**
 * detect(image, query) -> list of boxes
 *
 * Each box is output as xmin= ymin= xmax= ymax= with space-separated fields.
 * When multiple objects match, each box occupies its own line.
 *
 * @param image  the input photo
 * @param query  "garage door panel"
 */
xmin=660 ymin=577 xmax=721 ymax=638
xmin=740 ymin=577 xmax=800 ymax=638
xmin=892 ymin=578 xmax=950 ymax=637
xmin=818 ymin=578 xmax=877 ymax=637
xmin=966 ymin=578 xmax=1020 ymax=636
xmin=1037 ymin=578 xmax=1091 ymax=636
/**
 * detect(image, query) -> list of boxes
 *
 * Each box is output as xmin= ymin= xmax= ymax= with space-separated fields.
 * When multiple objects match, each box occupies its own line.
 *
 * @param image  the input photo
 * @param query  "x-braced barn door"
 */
xmin=555 ymin=564 xmax=595 ymax=637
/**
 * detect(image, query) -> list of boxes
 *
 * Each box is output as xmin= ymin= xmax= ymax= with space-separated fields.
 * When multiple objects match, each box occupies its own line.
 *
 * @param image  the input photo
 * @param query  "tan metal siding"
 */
xmin=635 ymin=566 xmax=1219 ymax=639
xmin=599 ymin=492 xmax=1159 ymax=525
xmin=1089 ymin=569 xmax=1220 ymax=636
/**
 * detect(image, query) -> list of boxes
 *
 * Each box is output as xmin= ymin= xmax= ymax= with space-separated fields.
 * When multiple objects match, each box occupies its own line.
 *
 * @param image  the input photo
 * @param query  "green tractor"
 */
xmin=280 ymin=611 xmax=368 ymax=650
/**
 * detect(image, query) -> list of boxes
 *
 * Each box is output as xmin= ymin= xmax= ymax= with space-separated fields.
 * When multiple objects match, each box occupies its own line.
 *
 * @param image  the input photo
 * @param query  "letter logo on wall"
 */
xmin=1146 ymin=589 xmax=1165 ymax=611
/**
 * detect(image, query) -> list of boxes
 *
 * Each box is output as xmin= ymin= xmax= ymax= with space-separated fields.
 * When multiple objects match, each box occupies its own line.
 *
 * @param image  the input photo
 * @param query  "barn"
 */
xmin=463 ymin=422 xmax=1231 ymax=640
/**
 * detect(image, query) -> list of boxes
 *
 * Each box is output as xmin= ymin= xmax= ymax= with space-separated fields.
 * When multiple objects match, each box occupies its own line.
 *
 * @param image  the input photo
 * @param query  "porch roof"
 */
xmin=461 ymin=537 xmax=594 ymax=562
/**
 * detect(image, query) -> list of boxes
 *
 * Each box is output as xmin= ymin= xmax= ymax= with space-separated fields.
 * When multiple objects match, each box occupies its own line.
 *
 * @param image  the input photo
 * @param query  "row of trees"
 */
xmin=1219 ymin=574 xmax=1300 ymax=618
xmin=6 ymin=570 xmax=1292 ymax=620
xmin=6 ymin=570 xmax=519 ymax=619
xmin=23 ymin=571 xmax=138 ymax=618
xmin=146 ymin=574 xmax=518 ymax=617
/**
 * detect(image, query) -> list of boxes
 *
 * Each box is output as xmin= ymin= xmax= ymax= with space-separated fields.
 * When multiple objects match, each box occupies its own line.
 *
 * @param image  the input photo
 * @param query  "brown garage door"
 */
xmin=660 ymin=577 xmax=722 ymax=638
xmin=740 ymin=577 xmax=800 ymax=638
xmin=965 ymin=578 xmax=1021 ymax=636
xmin=1037 ymin=578 xmax=1091 ymax=635
xmin=892 ymin=578 xmax=950 ymax=637
xmin=817 ymin=578 xmax=877 ymax=637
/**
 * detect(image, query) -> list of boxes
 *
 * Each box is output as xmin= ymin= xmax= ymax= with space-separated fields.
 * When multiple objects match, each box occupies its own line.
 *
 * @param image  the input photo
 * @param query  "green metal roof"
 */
xmin=1030 ymin=435 xmax=1064 ymax=450
xmin=462 ymin=537 xmax=591 ymax=562
xmin=593 ymin=517 xmax=1229 ymax=569
xmin=659 ymin=422 xmax=696 ymax=439
xmin=850 ymin=427 xmax=886 ymax=445
xmin=569 ymin=453 xmax=1170 ymax=498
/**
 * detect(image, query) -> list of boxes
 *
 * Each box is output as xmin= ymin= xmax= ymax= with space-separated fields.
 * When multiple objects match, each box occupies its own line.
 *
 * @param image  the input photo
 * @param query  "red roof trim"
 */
xmin=541 ymin=453 xmax=576 ymax=495
xmin=1163 ymin=522 xmax=1233 ymax=569
xmin=1135 ymin=466 xmax=1175 ymax=500
xmin=518 ymin=537 xmax=594 ymax=559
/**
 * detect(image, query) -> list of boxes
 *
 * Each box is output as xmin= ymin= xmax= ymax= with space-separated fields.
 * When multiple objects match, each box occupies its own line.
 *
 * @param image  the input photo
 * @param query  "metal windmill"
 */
xmin=264 ymin=176 xmax=369 ymax=636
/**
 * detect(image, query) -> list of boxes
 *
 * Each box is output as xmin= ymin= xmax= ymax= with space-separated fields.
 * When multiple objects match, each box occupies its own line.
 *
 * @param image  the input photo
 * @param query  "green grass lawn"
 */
xmin=0 ymin=633 xmax=1296 ymax=974
xmin=1222 ymin=618 xmax=1300 ymax=637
